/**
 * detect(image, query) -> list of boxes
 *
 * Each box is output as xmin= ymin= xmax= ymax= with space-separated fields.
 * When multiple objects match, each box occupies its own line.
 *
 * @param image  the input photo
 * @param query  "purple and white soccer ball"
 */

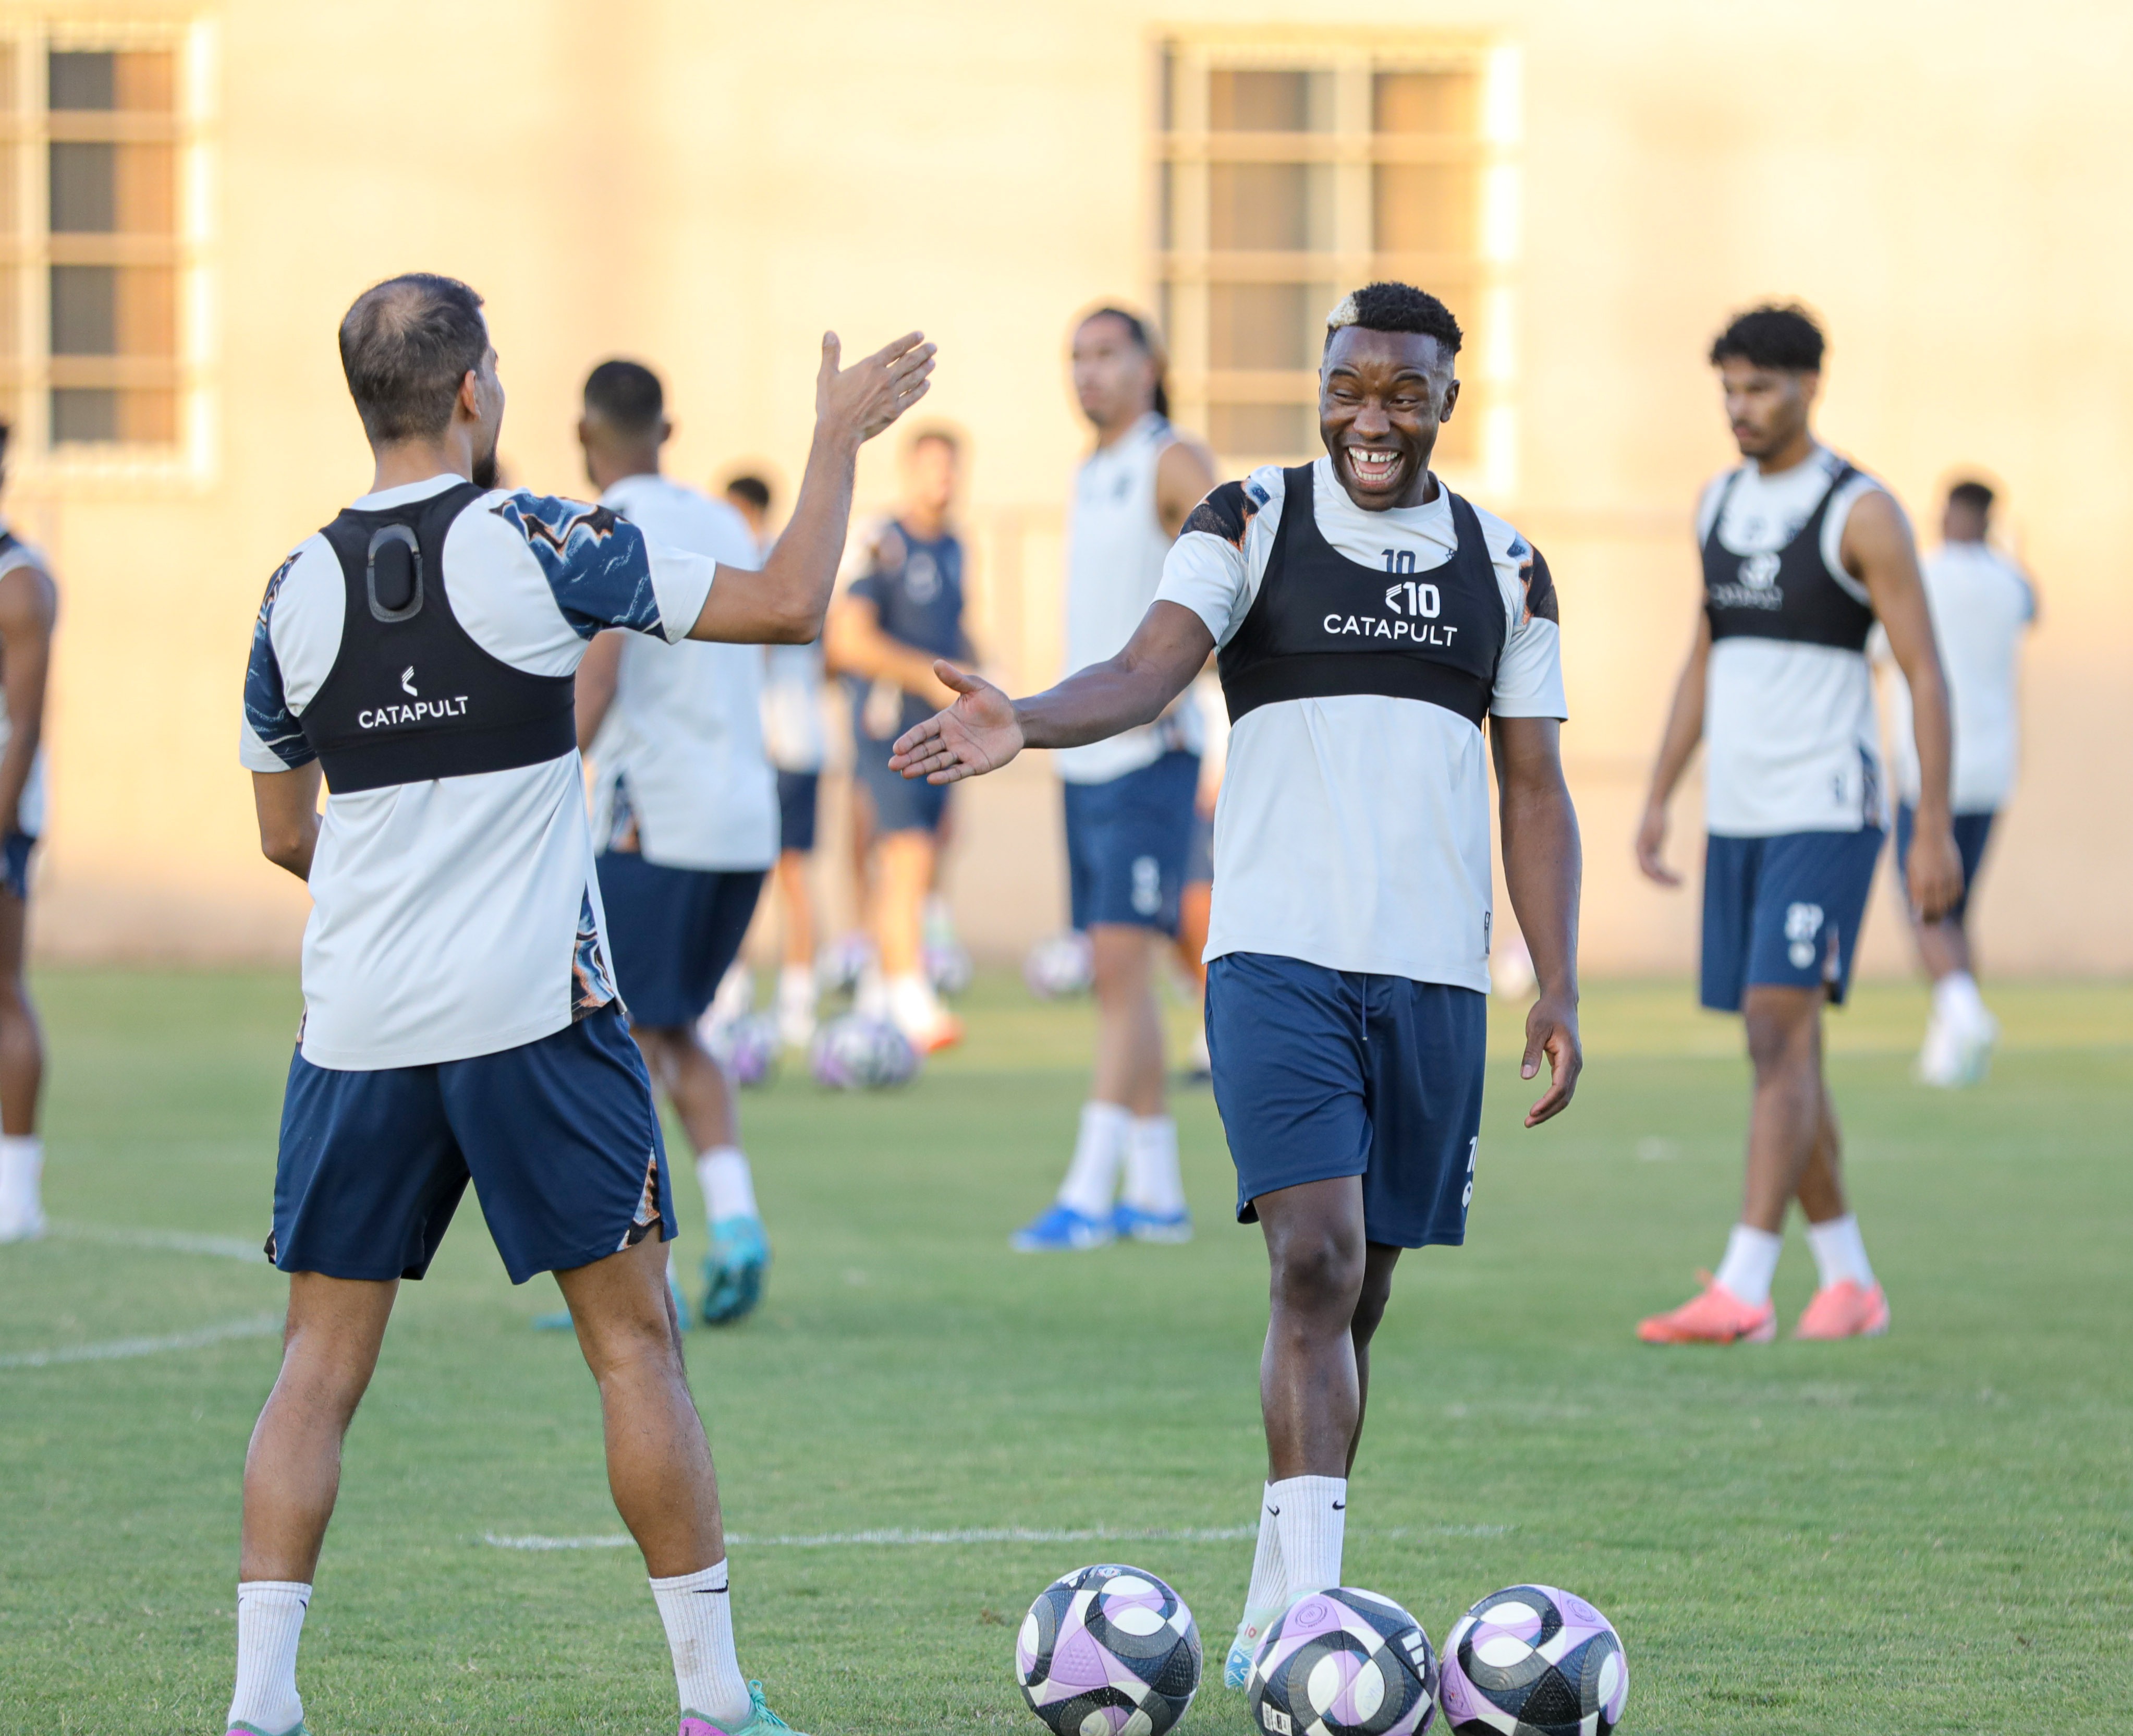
xmin=705 ymin=1012 xmax=779 ymax=1088
xmin=1017 ymin=1563 xmax=1201 ymax=1736
xmin=809 ymin=1014 xmax=920 ymax=1090
xmin=1025 ymin=930 xmax=1095 ymax=1000
xmin=1248 ymin=1588 xmax=1438 ymax=1736
xmin=1438 ymin=1585 xmax=1626 ymax=1736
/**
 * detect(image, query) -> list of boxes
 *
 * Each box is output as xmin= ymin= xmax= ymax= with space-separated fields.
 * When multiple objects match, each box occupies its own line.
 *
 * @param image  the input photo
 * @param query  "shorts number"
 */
xmin=1460 ymin=1135 xmax=1478 ymax=1210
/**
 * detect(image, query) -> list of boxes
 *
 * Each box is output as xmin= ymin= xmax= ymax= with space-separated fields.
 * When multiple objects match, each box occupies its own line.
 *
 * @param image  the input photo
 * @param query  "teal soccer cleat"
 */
xmin=700 ymin=1215 xmax=770 ymax=1325
xmin=680 ymin=1680 xmax=808 ymax=1736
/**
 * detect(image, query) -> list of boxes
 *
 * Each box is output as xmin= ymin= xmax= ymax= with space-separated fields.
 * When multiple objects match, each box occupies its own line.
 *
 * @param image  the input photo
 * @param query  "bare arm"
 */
xmin=888 ymin=600 xmax=1215 ymax=784
xmin=253 ymin=762 xmax=324 ymax=881
xmin=1493 ymin=715 xmax=1584 ymax=1125
xmin=1845 ymin=491 xmax=1961 ymax=919
xmin=1154 ymin=439 xmax=1217 ymax=539
xmin=824 ymin=594 xmax=956 ymax=707
xmin=575 ymin=630 xmax=622 ymax=754
xmin=0 ymin=564 xmax=56 ymax=837
xmin=684 ymin=331 xmax=935 ymax=645
xmin=1634 ymin=606 xmax=1712 ymax=887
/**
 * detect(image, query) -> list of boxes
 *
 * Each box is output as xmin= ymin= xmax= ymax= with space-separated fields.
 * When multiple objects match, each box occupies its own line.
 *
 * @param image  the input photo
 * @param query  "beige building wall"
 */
xmin=9 ymin=0 xmax=2129 ymax=973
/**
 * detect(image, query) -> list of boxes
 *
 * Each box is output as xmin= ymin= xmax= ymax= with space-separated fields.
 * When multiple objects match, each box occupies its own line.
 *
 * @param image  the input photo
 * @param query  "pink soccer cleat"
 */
xmin=1637 ymin=1273 xmax=1776 ymax=1344
xmin=1793 ymin=1279 xmax=1890 ymax=1340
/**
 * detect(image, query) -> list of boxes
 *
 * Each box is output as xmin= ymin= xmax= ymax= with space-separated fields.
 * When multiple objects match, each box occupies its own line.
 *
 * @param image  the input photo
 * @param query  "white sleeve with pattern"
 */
xmin=1154 ymin=467 xmax=1286 ymax=648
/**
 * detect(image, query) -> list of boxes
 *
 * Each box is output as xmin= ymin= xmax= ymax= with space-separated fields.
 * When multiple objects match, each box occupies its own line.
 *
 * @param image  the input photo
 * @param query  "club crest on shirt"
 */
xmin=1711 ymin=550 xmax=1785 ymax=611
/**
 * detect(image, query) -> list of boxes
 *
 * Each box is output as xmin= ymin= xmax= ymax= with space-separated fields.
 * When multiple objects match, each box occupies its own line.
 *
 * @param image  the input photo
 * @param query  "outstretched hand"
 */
xmin=888 ymin=663 xmax=1024 ymax=784
xmin=816 ymin=330 xmax=936 ymax=445
xmin=1521 ymin=990 xmax=1583 ymax=1127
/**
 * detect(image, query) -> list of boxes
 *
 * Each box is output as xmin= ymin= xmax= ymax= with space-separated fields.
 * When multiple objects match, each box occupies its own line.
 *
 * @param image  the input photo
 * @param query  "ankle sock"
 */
xmin=227 ymin=1580 xmax=309 ymax=1736
xmin=1123 ymin=1115 xmax=1185 ymax=1216
xmin=1933 ymin=971 xmax=1989 ymax=1029
xmin=651 ymin=1560 xmax=750 ymax=1727
xmin=1056 ymin=1101 xmax=1130 ymax=1219
xmin=696 ymin=1147 xmax=757 ymax=1227
xmin=1713 ymin=1224 xmax=1783 ymax=1308
xmin=1805 ymin=1213 xmax=1876 ymax=1291
xmin=0 ymin=1134 xmax=42 ymax=1228
xmin=1267 ymin=1475 xmax=1346 ymax=1599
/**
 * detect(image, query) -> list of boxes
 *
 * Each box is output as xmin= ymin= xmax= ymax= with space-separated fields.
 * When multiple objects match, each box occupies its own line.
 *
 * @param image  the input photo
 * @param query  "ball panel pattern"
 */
xmin=1016 ymin=1565 xmax=1202 ymax=1736
xmin=1439 ymin=1585 xmax=1627 ymax=1736
xmin=1247 ymin=1589 xmax=1437 ymax=1736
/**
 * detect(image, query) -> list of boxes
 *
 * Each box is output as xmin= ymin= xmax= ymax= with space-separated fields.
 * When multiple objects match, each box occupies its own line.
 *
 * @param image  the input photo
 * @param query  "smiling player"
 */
xmin=888 ymin=281 xmax=1581 ymax=1686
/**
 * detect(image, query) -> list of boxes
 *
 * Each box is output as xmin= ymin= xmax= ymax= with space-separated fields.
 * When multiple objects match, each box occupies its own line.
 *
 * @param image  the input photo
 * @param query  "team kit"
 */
xmin=0 ymin=269 xmax=2025 ymax=1733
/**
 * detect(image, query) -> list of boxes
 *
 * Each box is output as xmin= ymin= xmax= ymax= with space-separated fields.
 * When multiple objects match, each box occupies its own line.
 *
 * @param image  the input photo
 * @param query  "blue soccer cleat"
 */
xmin=701 ymin=1215 xmax=770 ymax=1326
xmin=1114 ymin=1203 xmax=1194 ymax=1244
xmin=1224 ymin=1609 xmax=1282 ymax=1691
xmin=1010 ymin=1203 xmax=1115 ymax=1253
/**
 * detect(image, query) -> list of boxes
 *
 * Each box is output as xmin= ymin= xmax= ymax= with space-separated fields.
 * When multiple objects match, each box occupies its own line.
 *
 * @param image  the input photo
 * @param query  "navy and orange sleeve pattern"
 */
xmin=490 ymin=491 xmax=663 ymax=640
xmin=1183 ymin=480 xmax=1261 ymax=549
xmin=243 ymin=551 xmax=316 ymax=769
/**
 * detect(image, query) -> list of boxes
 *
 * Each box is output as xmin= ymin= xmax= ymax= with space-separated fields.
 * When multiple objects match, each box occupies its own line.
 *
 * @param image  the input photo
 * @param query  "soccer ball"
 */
xmin=809 ymin=1014 xmax=920 ymax=1089
xmin=1248 ymin=1588 xmax=1438 ymax=1736
xmin=1016 ymin=1563 xmax=1201 ymax=1736
xmin=816 ymin=931 xmax=876 ymax=997
xmin=1438 ymin=1585 xmax=1626 ymax=1736
xmin=705 ymin=1012 xmax=779 ymax=1088
xmin=926 ymin=938 xmax=974 ymax=997
xmin=1026 ymin=930 xmax=1094 ymax=999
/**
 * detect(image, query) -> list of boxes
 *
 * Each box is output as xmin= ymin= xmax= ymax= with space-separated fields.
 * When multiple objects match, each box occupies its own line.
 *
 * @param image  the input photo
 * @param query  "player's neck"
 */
xmin=587 ymin=452 xmax=661 ymax=493
xmin=1751 ymin=429 xmax=1818 ymax=477
xmin=899 ymin=505 xmax=948 ymax=541
xmin=369 ymin=434 xmax=473 ymax=494
xmin=1090 ymin=406 xmax=1152 ymax=451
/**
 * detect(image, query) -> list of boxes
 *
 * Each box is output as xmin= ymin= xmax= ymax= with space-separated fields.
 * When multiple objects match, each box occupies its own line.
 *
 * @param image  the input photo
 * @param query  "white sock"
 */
xmin=1805 ymin=1213 xmax=1876 ymax=1291
xmin=650 ymin=1560 xmax=750 ymax=1727
xmin=708 ymin=963 xmax=753 ymax=1028
xmin=1123 ymin=1115 xmax=1185 ymax=1216
xmin=0 ymin=1134 xmax=41 ymax=1229
xmin=696 ymin=1147 xmax=758 ymax=1227
xmin=1268 ymin=1475 xmax=1346 ymax=1599
xmin=1056 ymin=1101 xmax=1130 ymax=1219
xmin=886 ymin=971 xmax=944 ymax=1037
xmin=777 ymin=964 xmax=815 ymax=1015
xmin=1933 ymin=971 xmax=1989 ymax=1029
xmin=1242 ymin=1482 xmax=1287 ymax=1618
xmin=1714 ymin=1224 xmax=1783 ymax=1308
xmin=227 ymin=1580 xmax=309 ymax=1736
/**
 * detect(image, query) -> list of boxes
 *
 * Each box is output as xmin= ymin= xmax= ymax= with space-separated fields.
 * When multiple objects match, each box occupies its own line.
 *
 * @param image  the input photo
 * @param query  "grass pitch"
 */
xmin=1 ymin=968 xmax=2129 ymax=1734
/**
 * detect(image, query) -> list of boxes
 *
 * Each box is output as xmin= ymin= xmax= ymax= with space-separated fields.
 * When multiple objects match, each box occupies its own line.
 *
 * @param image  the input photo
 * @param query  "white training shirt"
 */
xmin=761 ymin=641 xmax=828 ymax=774
xmin=1156 ymin=456 xmax=1566 ymax=990
xmin=1878 ymin=540 xmax=2034 ymax=812
xmin=0 ymin=526 xmax=50 ymax=837
xmin=1697 ymin=446 xmax=1892 ymax=836
xmin=1056 ymin=414 xmax=1204 ymax=784
xmin=587 ymin=473 xmax=777 ymax=870
xmin=240 ymin=473 xmax=715 ymax=1071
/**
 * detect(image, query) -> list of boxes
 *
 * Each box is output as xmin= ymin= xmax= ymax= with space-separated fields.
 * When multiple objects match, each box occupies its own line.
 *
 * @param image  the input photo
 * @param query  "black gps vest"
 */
xmin=1215 ymin=465 xmax=1507 ymax=729
xmin=298 ymin=482 xmax=577 ymax=793
xmin=1702 ymin=462 xmax=1876 ymax=652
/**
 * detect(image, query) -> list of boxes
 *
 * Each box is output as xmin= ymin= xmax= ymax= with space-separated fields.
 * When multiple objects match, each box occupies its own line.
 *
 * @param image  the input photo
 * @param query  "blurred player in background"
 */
xmin=1879 ymin=478 xmax=2034 ymax=1086
xmin=824 ymin=427 xmax=971 ymax=1052
xmin=0 ymin=422 xmax=54 ymax=1244
xmin=575 ymin=363 xmax=779 ymax=1327
xmin=733 ymin=474 xmax=832 ymax=1050
xmin=234 ymin=271 xmax=931 ymax=1736
xmin=1012 ymin=308 xmax=1214 ymax=1252
xmin=1636 ymin=304 xmax=1961 ymax=1346
xmin=892 ymin=282 xmax=1581 ymax=1690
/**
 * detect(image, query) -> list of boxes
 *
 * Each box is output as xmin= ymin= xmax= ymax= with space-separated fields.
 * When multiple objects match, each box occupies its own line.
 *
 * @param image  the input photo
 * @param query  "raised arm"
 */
xmin=888 ymin=600 xmax=1214 ymax=785
xmin=685 ymin=331 xmax=935 ymax=645
xmin=0 ymin=562 xmax=56 ymax=839
xmin=1844 ymin=490 xmax=1961 ymax=919
xmin=1494 ymin=715 xmax=1583 ymax=1125
xmin=1635 ymin=605 xmax=1712 ymax=887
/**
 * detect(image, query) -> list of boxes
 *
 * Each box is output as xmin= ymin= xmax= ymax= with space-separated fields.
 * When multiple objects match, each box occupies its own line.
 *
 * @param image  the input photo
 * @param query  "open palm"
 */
xmin=888 ymin=662 xmax=1024 ymax=784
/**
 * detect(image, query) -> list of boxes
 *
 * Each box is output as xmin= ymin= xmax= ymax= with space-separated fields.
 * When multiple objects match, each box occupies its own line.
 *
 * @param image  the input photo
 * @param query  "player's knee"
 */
xmin=1744 ymin=1001 xmax=1818 ymax=1077
xmin=1270 ymin=1228 xmax=1365 ymax=1319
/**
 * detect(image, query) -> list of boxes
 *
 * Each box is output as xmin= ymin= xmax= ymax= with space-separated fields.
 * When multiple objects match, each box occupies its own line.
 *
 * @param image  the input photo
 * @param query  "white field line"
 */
xmin=483 ymin=1523 xmax=1513 ymax=1552
xmin=48 ymin=1220 xmax=265 ymax=1263
xmin=0 ymin=1312 xmax=281 ymax=1370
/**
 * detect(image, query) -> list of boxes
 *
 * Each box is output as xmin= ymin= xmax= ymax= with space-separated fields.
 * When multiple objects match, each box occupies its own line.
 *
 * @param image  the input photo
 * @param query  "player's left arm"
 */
xmin=574 ymin=630 xmax=622 ymax=752
xmin=252 ymin=762 xmax=324 ymax=881
xmin=1492 ymin=715 xmax=1583 ymax=1127
xmin=1154 ymin=438 xmax=1217 ymax=539
xmin=1844 ymin=491 xmax=1962 ymax=919
xmin=0 ymin=561 xmax=56 ymax=838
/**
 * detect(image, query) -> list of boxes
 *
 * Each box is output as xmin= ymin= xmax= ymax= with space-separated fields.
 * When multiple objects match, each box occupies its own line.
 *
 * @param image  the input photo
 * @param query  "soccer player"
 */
xmin=1013 ymin=307 xmax=1215 ymax=1252
xmin=889 ymin=282 xmax=1581 ymax=1686
xmin=233 ymin=272 xmax=929 ymax=1736
xmin=574 ymin=362 xmax=780 ymax=1326
xmin=1882 ymin=478 xmax=2034 ymax=1086
xmin=1635 ymin=304 xmax=1962 ymax=1346
xmin=0 ymin=421 xmax=55 ymax=1245
xmin=823 ymin=427 xmax=971 ymax=1052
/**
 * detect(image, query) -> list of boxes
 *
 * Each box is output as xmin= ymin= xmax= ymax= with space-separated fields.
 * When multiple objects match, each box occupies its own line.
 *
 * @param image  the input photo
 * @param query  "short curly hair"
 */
xmin=1325 ymin=282 xmax=1462 ymax=356
xmin=1709 ymin=304 xmax=1825 ymax=372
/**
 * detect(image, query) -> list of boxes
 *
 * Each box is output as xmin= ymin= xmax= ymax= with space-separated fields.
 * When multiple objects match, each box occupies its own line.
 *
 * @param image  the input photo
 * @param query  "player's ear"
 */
xmin=1439 ymin=377 xmax=1461 ymax=422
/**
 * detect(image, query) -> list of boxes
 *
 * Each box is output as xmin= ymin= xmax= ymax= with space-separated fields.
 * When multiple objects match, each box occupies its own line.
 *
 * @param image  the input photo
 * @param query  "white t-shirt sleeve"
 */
xmin=483 ymin=489 xmax=715 ymax=651
xmin=1154 ymin=467 xmax=1285 ymax=648
xmin=239 ymin=538 xmax=342 ymax=771
xmin=1488 ymin=523 xmax=1567 ymax=719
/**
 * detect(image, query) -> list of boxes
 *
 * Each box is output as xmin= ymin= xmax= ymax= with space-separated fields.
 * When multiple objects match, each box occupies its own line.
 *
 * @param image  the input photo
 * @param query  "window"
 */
xmin=0 ymin=31 xmax=193 ymax=457
xmin=1153 ymin=40 xmax=1519 ymax=484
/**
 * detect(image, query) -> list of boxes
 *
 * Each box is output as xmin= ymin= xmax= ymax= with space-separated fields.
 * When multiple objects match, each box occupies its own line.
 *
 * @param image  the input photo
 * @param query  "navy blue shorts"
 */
xmin=1 ymin=830 xmax=34 ymax=901
xmin=1700 ymin=828 xmax=1884 ymax=1012
xmin=1063 ymin=750 xmax=1200 ymax=936
xmin=1185 ymin=809 xmax=1214 ymax=888
xmin=271 ymin=1005 xmax=673 ymax=1285
xmin=856 ymin=736 xmax=949 ymax=835
xmin=596 ymin=853 xmax=764 ymax=1029
xmin=1895 ymin=804 xmax=1994 ymax=924
xmin=1205 ymin=951 xmax=1486 ymax=1249
xmin=776 ymin=770 xmax=820 ymax=856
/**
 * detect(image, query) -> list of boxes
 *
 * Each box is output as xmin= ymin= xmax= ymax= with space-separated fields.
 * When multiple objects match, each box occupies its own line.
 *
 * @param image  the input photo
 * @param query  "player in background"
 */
xmin=573 ymin=363 xmax=781 ymax=1327
xmin=0 ymin=421 xmax=55 ymax=1244
xmin=1878 ymin=478 xmax=2034 ymax=1086
xmin=233 ymin=272 xmax=930 ymax=1736
xmin=890 ymin=282 xmax=1581 ymax=1689
xmin=1012 ymin=308 xmax=1215 ymax=1252
xmin=824 ymin=427 xmax=971 ymax=1052
xmin=1636 ymin=304 xmax=1961 ymax=1346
